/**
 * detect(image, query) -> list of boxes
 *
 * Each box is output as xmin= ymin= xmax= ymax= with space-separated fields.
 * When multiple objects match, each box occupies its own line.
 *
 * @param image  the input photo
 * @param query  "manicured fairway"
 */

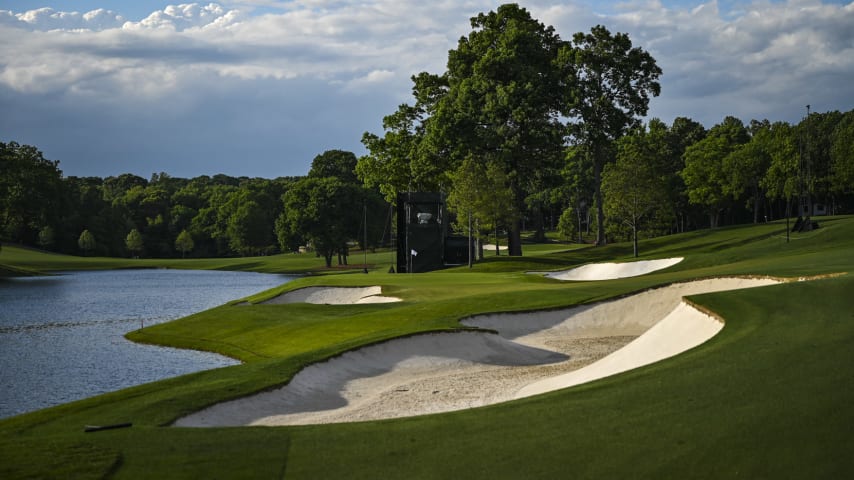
xmin=1 ymin=217 xmax=853 ymax=478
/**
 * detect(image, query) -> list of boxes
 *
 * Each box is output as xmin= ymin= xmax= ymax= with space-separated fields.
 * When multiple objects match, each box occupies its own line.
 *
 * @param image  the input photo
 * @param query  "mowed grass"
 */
xmin=1 ymin=216 xmax=853 ymax=479
xmin=0 ymin=243 xmax=400 ymax=275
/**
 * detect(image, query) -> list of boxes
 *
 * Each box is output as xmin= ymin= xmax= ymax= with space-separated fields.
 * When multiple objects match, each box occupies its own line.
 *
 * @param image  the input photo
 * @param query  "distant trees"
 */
xmin=681 ymin=117 xmax=750 ymax=228
xmin=37 ymin=226 xmax=55 ymax=250
xmin=308 ymin=150 xmax=359 ymax=184
xmin=227 ymin=198 xmax=274 ymax=256
xmin=279 ymin=150 xmax=388 ymax=267
xmin=0 ymin=141 xmax=63 ymax=246
xmin=78 ymin=229 xmax=96 ymax=255
xmin=446 ymin=156 xmax=516 ymax=261
xmin=831 ymin=110 xmax=854 ymax=194
xmin=125 ymin=228 xmax=144 ymax=257
xmin=602 ymin=125 xmax=669 ymax=257
xmin=281 ymin=178 xmax=356 ymax=267
xmin=175 ymin=230 xmax=194 ymax=258
xmin=759 ymin=122 xmax=799 ymax=214
xmin=0 ymin=139 xmax=406 ymax=264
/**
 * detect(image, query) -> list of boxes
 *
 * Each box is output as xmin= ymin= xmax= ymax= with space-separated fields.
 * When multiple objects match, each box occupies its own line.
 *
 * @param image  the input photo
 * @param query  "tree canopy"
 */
xmin=358 ymin=6 xmax=661 ymax=254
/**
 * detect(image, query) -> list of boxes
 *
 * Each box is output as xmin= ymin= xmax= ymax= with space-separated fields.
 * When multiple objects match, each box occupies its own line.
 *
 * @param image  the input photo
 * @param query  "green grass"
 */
xmin=0 ymin=243 xmax=400 ymax=275
xmin=2 ymin=216 xmax=854 ymax=478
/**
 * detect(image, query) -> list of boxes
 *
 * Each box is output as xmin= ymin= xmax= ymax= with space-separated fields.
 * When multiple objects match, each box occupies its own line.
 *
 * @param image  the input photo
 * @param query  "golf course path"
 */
xmin=175 ymin=277 xmax=778 ymax=427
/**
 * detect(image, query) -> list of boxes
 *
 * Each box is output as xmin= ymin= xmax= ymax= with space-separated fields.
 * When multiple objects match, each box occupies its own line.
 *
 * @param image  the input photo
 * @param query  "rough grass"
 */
xmin=1 ymin=216 xmax=853 ymax=479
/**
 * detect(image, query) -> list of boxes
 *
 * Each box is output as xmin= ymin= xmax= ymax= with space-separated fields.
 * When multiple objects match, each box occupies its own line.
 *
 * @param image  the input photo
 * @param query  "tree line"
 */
xmin=3 ymin=4 xmax=853 ymax=262
xmin=0 ymin=147 xmax=387 ymax=266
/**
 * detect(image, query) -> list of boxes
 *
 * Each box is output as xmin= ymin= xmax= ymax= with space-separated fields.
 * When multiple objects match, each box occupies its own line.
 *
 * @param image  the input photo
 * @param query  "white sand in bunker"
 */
xmin=544 ymin=257 xmax=684 ymax=281
xmin=175 ymin=277 xmax=778 ymax=427
xmin=259 ymin=286 xmax=401 ymax=305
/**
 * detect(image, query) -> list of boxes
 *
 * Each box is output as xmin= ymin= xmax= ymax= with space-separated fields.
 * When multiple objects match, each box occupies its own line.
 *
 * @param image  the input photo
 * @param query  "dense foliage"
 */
xmin=0 ymin=145 xmax=389 ymax=260
xmin=3 ymin=113 xmax=853 ymax=261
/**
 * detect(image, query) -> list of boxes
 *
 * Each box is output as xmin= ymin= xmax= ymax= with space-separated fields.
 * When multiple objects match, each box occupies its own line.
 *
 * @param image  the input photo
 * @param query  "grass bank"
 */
xmin=1 ymin=217 xmax=853 ymax=478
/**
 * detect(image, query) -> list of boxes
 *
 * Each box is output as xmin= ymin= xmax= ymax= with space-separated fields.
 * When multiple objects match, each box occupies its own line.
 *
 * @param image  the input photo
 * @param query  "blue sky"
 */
xmin=1 ymin=1 xmax=853 ymax=179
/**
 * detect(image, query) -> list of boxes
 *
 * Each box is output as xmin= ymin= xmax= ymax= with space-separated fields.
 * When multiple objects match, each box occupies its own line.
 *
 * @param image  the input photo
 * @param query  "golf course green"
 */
xmin=1 ymin=216 xmax=853 ymax=479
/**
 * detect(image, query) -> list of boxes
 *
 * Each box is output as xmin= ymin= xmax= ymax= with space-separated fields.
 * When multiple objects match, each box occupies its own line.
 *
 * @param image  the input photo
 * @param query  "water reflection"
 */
xmin=0 ymin=269 xmax=294 ymax=418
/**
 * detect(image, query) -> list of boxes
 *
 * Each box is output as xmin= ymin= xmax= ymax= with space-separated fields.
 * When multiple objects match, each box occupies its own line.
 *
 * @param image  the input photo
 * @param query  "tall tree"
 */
xmin=682 ymin=117 xmax=750 ymax=228
xmin=664 ymin=117 xmax=707 ymax=231
xmin=561 ymin=25 xmax=662 ymax=245
xmin=555 ymin=145 xmax=595 ymax=243
xmin=78 ymin=229 xmax=96 ymax=256
xmin=227 ymin=199 xmax=273 ymax=256
xmin=602 ymin=126 xmax=668 ymax=257
xmin=0 ymin=141 xmax=64 ymax=245
xmin=759 ymin=121 xmax=798 ymax=218
xmin=280 ymin=177 xmax=364 ymax=268
xmin=723 ymin=119 xmax=773 ymax=223
xmin=426 ymin=3 xmax=565 ymax=256
xmin=175 ymin=229 xmax=194 ymax=258
xmin=125 ymin=228 xmax=144 ymax=257
xmin=308 ymin=150 xmax=359 ymax=183
xmin=446 ymin=156 xmax=483 ymax=267
xmin=358 ymin=75 xmax=445 ymax=203
xmin=37 ymin=226 xmax=55 ymax=250
xmin=831 ymin=109 xmax=854 ymax=197
xmin=799 ymin=110 xmax=842 ymax=212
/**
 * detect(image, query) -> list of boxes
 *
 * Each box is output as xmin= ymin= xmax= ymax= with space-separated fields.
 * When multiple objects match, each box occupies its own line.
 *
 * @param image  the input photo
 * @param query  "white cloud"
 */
xmin=1 ymin=7 xmax=125 ymax=30
xmin=123 ymin=3 xmax=243 ymax=31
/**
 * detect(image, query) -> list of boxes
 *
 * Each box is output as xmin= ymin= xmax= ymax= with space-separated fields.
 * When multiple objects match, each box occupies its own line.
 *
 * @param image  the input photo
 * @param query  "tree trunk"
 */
xmin=632 ymin=220 xmax=639 ymax=258
xmin=532 ymin=206 xmax=546 ymax=242
xmin=753 ymin=181 xmax=760 ymax=224
xmin=324 ymin=252 xmax=333 ymax=268
xmin=594 ymin=157 xmax=606 ymax=245
xmin=494 ymin=223 xmax=500 ymax=256
xmin=508 ymin=218 xmax=523 ymax=256
xmin=467 ymin=210 xmax=473 ymax=268
xmin=476 ymin=218 xmax=484 ymax=261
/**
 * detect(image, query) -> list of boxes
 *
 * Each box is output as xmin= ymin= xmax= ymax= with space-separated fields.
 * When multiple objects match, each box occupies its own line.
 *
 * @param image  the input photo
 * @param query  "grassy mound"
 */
xmin=1 ymin=216 xmax=853 ymax=478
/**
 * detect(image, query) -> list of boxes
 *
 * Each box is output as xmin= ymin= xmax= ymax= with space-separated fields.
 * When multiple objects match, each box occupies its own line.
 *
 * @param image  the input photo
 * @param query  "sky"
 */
xmin=1 ymin=1 xmax=853 ymax=179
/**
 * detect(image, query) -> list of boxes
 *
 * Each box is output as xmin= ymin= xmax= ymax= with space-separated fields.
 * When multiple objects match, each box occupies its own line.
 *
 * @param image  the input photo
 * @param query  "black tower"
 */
xmin=396 ymin=192 xmax=447 ymax=273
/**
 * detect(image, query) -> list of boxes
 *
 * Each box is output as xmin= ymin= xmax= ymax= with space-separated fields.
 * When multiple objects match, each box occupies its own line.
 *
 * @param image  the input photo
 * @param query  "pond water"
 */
xmin=0 ymin=269 xmax=295 ymax=419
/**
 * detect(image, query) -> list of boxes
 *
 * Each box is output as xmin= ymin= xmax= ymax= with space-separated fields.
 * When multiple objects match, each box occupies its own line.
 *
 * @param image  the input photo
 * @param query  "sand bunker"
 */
xmin=545 ymin=257 xmax=684 ymax=281
xmin=259 ymin=286 xmax=401 ymax=305
xmin=176 ymin=277 xmax=777 ymax=427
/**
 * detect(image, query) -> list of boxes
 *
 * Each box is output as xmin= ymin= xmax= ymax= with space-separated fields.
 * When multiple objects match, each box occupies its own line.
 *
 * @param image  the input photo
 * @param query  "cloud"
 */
xmin=0 ymin=7 xmax=126 ymax=31
xmin=578 ymin=0 xmax=854 ymax=125
xmin=1 ymin=1 xmax=853 ymax=178
xmin=123 ymin=3 xmax=243 ymax=31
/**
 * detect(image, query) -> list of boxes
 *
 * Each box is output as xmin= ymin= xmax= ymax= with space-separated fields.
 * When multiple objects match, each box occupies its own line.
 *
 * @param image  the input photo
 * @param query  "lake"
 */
xmin=0 ymin=269 xmax=295 ymax=419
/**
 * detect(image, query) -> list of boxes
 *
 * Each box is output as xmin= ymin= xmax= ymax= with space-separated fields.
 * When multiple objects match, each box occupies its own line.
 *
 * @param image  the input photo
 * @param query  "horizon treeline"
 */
xmin=0 ymin=147 xmax=389 ymax=262
xmin=2 ymin=107 xmax=853 ymax=261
